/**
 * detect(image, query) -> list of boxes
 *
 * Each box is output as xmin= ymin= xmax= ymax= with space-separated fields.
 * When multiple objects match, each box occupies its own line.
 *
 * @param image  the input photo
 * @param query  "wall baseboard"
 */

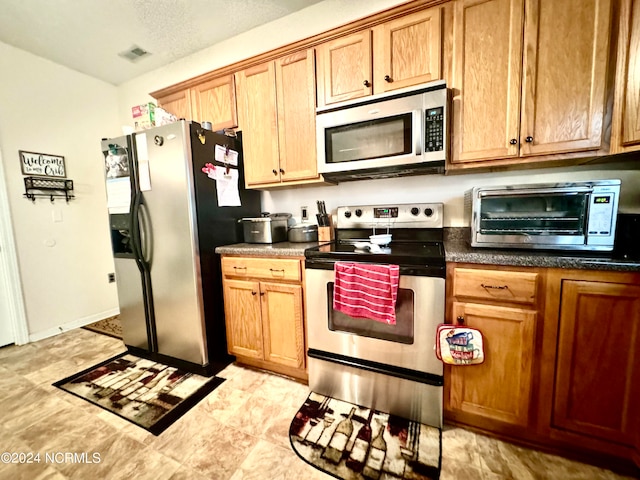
xmin=28 ymin=308 xmax=120 ymax=343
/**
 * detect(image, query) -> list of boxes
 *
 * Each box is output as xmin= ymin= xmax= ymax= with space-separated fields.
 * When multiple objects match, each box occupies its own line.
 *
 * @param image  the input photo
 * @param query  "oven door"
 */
xmin=305 ymin=268 xmax=444 ymax=376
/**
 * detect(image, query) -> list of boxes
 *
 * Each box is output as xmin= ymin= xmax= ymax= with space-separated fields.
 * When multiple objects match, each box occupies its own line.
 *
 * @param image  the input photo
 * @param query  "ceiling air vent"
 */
xmin=118 ymin=45 xmax=151 ymax=63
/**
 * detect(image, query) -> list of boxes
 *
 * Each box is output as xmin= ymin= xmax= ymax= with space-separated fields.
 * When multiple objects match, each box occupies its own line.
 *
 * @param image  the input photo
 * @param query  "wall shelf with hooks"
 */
xmin=23 ymin=176 xmax=74 ymax=203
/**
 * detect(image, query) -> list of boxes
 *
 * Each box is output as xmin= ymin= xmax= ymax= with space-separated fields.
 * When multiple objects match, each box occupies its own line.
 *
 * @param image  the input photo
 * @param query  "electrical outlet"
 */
xmin=301 ymin=205 xmax=308 ymax=221
xmin=108 ymin=273 xmax=116 ymax=283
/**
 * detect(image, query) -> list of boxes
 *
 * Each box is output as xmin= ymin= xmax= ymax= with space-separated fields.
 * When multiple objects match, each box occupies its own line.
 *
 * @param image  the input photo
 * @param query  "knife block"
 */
xmin=318 ymin=226 xmax=334 ymax=243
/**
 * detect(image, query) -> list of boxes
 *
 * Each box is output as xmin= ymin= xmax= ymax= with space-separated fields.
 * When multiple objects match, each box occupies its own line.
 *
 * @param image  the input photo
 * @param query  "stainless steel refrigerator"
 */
xmin=101 ymin=121 xmax=261 ymax=375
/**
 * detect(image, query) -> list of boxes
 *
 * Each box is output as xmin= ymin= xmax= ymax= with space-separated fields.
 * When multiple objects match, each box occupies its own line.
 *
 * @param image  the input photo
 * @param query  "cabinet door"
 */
xmin=451 ymin=0 xmax=524 ymax=163
xmin=519 ymin=0 xmax=612 ymax=156
xmin=222 ymin=279 xmax=263 ymax=359
xmin=621 ymin=0 xmax=640 ymax=147
xmin=553 ymin=280 xmax=640 ymax=445
xmin=235 ymin=63 xmax=281 ymax=185
xmin=190 ymin=75 xmax=237 ymax=131
xmin=448 ymin=302 xmax=536 ymax=426
xmin=260 ymin=282 xmax=305 ymax=369
xmin=156 ymin=89 xmax=192 ymax=120
xmin=275 ymin=49 xmax=318 ymax=182
xmin=372 ymin=7 xmax=442 ymax=94
xmin=316 ymin=30 xmax=373 ymax=107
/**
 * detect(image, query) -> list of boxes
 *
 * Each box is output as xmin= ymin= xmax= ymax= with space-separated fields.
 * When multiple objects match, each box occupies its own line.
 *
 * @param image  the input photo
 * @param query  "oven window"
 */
xmin=324 ymin=113 xmax=412 ymax=164
xmin=327 ymin=283 xmax=414 ymax=344
xmin=479 ymin=193 xmax=588 ymax=236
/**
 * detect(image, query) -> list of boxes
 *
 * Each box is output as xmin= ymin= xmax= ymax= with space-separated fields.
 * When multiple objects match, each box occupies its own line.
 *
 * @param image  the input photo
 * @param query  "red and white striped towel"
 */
xmin=333 ymin=262 xmax=400 ymax=324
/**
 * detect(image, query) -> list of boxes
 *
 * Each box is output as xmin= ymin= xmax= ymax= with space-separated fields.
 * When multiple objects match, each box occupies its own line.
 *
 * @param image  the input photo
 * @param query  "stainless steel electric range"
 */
xmin=304 ymin=203 xmax=445 ymax=428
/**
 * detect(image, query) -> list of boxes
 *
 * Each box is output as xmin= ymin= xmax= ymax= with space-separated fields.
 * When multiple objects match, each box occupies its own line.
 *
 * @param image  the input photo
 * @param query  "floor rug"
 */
xmin=290 ymin=392 xmax=441 ymax=480
xmin=83 ymin=315 xmax=123 ymax=339
xmin=53 ymin=353 xmax=224 ymax=435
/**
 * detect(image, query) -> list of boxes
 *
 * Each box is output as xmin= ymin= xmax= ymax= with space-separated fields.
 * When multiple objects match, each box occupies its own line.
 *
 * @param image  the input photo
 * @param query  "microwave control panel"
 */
xmin=425 ymin=107 xmax=444 ymax=152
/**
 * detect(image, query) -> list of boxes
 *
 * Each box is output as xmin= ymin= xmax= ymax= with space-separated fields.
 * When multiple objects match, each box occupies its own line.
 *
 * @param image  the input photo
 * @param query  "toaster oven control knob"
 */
xmin=355 ymin=209 xmax=363 ymax=217
xmin=424 ymin=208 xmax=434 ymax=217
xmin=344 ymin=210 xmax=352 ymax=218
xmin=411 ymin=207 xmax=420 ymax=216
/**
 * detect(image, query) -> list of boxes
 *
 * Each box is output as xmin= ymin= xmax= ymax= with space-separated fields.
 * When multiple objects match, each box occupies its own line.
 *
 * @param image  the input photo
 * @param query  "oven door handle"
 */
xmin=308 ymin=348 xmax=444 ymax=386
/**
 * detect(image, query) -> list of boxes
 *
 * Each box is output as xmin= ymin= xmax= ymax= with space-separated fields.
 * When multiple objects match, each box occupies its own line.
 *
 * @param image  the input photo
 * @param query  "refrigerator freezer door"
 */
xmin=135 ymin=122 xmax=208 ymax=365
xmin=114 ymin=257 xmax=149 ymax=350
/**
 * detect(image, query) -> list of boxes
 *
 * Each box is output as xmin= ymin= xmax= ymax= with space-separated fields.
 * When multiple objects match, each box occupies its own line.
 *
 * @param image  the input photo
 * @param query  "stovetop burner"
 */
xmin=305 ymin=202 xmax=445 ymax=276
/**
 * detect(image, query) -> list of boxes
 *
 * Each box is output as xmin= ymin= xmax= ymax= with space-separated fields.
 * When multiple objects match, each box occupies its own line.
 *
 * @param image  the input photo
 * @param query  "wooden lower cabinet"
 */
xmin=446 ymin=263 xmax=640 ymax=474
xmin=445 ymin=264 xmax=541 ymax=434
xmin=221 ymin=256 xmax=307 ymax=381
xmin=448 ymin=302 xmax=536 ymax=428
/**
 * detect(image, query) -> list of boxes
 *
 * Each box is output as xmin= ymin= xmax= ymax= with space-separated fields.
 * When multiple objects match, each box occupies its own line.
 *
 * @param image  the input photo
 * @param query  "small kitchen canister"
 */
xmin=288 ymin=224 xmax=318 ymax=243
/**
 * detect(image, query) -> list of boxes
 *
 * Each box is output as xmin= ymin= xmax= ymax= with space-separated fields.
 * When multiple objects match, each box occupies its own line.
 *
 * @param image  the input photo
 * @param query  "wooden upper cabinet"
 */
xmin=275 ymin=50 xmax=318 ymax=182
xmin=190 ymin=75 xmax=237 ymax=131
xmin=451 ymin=0 xmax=613 ymax=167
xmin=372 ymin=7 xmax=442 ymax=94
xmin=316 ymin=5 xmax=443 ymax=107
xmin=236 ymin=49 xmax=318 ymax=187
xmin=520 ymin=0 xmax=612 ymax=157
xmin=612 ymin=0 xmax=640 ymax=153
xmin=316 ymin=31 xmax=373 ymax=106
xmin=155 ymin=89 xmax=192 ymax=121
xmin=235 ymin=62 xmax=281 ymax=186
xmin=553 ymin=280 xmax=640 ymax=446
xmin=451 ymin=0 xmax=524 ymax=163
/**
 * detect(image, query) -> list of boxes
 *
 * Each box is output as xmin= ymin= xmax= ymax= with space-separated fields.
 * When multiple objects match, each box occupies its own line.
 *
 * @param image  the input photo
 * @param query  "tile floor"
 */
xmin=0 ymin=328 xmax=635 ymax=480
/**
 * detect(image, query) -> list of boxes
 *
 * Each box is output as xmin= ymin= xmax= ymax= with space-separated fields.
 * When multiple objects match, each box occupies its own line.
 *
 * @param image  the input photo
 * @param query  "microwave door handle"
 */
xmin=479 ymin=186 xmax=593 ymax=197
xmin=413 ymin=110 xmax=423 ymax=155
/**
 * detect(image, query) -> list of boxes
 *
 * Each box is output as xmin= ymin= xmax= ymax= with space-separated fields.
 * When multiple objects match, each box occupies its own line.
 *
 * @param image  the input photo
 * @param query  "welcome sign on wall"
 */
xmin=19 ymin=150 xmax=66 ymax=178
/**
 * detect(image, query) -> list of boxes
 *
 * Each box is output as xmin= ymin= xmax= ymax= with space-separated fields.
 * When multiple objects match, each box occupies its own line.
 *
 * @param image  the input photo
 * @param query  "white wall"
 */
xmin=264 ymin=162 xmax=640 ymax=226
xmin=0 ymin=42 xmax=120 ymax=340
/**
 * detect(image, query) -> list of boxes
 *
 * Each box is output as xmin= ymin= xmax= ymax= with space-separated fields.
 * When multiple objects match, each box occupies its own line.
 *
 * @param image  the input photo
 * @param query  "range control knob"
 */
xmin=410 ymin=207 xmax=420 ymax=216
xmin=355 ymin=209 xmax=363 ymax=217
xmin=424 ymin=208 xmax=434 ymax=217
xmin=344 ymin=211 xmax=352 ymax=218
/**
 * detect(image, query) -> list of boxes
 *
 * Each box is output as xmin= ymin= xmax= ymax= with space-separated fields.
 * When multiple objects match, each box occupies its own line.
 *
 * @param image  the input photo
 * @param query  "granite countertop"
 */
xmin=215 ymin=230 xmax=640 ymax=272
xmin=444 ymin=228 xmax=640 ymax=272
xmin=215 ymin=241 xmax=327 ymax=257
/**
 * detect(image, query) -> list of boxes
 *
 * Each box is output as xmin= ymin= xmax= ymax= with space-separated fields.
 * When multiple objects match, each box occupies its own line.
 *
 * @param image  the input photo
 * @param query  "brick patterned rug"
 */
xmin=83 ymin=315 xmax=122 ymax=339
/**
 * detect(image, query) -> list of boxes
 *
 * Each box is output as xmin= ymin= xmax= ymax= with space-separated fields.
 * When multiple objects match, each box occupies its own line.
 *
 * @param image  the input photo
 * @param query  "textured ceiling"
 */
xmin=0 ymin=0 xmax=324 ymax=85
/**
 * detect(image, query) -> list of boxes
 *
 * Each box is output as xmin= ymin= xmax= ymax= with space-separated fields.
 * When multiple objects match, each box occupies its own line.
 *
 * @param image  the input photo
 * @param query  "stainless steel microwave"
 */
xmin=465 ymin=180 xmax=621 ymax=251
xmin=316 ymin=80 xmax=448 ymax=182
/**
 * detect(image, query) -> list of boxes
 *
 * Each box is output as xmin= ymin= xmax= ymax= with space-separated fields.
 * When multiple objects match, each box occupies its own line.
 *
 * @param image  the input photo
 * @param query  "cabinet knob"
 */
xmin=272 ymin=169 xmax=278 ymax=176
xmin=384 ymin=75 xmax=392 ymax=83
xmin=279 ymin=168 xmax=285 ymax=174
xmin=525 ymin=136 xmax=533 ymax=143
xmin=363 ymin=80 xmax=371 ymax=87
xmin=456 ymin=316 xmax=465 ymax=325
xmin=252 ymin=291 xmax=257 ymax=296
xmin=509 ymin=138 xmax=518 ymax=145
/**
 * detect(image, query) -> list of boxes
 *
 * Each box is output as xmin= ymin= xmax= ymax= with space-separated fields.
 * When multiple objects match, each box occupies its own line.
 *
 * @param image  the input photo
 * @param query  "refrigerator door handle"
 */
xmin=138 ymin=201 xmax=153 ymax=266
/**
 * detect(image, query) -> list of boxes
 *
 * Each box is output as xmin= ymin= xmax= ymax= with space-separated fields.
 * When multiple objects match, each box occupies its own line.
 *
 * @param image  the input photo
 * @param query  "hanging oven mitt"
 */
xmin=435 ymin=321 xmax=485 ymax=365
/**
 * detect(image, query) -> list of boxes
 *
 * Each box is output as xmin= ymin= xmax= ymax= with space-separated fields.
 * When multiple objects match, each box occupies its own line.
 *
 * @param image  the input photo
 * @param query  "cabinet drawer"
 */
xmin=222 ymin=257 xmax=301 ymax=282
xmin=453 ymin=268 xmax=538 ymax=305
